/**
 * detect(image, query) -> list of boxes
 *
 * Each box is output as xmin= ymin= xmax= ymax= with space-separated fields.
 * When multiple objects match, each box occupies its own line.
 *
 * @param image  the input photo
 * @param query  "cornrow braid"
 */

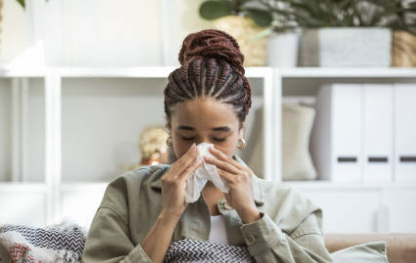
xmin=164 ymin=29 xmax=252 ymax=126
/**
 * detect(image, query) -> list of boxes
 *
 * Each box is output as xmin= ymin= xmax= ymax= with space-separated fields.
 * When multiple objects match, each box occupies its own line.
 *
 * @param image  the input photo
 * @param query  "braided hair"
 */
xmin=164 ymin=29 xmax=252 ymax=127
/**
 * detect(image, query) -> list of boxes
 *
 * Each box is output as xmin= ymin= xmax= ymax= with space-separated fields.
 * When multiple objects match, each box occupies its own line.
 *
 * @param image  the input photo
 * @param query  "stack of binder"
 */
xmin=311 ymin=83 xmax=416 ymax=183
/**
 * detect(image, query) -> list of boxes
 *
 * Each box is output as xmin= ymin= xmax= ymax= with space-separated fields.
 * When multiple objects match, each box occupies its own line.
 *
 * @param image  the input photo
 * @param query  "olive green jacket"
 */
xmin=82 ymin=156 xmax=333 ymax=263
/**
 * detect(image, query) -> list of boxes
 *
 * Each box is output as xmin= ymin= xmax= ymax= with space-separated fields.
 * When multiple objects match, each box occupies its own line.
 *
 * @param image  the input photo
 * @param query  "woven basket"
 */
xmin=392 ymin=30 xmax=416 ymax=67
xmin=212 ymin=16 xmax=268 ymax=67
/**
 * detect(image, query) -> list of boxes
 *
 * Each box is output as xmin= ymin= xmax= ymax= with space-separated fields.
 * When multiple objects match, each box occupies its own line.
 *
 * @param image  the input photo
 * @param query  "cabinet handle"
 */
xmin=399 ymin=156 xmax=416 ymax=163
xmin=368 ymin=157 xmax=388 ymax=163
xmin=337 ymin=157 xmax=357 ymax=163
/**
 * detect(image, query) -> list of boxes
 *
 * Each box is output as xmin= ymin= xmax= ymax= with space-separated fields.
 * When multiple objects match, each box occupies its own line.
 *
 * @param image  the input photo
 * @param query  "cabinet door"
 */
xmin=298 ymin=188 xmax=380 ymax=233
xmin=383 ymin=189 xmax=416 ymax=233
xmin=394 ymin=84 xmax=416 ymax=182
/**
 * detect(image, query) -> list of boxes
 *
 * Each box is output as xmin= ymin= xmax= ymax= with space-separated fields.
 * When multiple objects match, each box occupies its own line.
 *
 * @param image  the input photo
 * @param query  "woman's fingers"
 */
xmin=178 ymin=144 xmax=199 ymax=167
xmin=208 ymin=146 xmax=232 ymax=162
xmin=216 ymin=168 xmax=237 ymax=183
xmin=168 ymin=144 xmax=199 ymax=177
xmin=208 ymin=147 xmax=246 ymax=170
xmin=179 ymin=157 xmax=203 ymax=180
xmin=204 ymin=155 xmax=240 ymax=175
xmin=204 ymin=147 xmax=244 ymax=174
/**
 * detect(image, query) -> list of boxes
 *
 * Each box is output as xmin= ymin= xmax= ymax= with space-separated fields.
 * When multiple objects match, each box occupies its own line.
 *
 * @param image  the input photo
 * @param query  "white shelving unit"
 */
xmin=276 ymin=67 xmax=416 ymax=234
xmin=0 ymin=67 xmax=52 ymax=226
xmin=0 ymin=66 xmax=415 ymax=233
xmin=0 ymin=66 xmax=275 ymax=228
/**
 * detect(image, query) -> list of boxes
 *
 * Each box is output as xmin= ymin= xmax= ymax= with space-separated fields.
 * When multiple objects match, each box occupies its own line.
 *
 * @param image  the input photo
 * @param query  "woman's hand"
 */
xmin=204 ymin=147 xmax=261 ymax=224
xmin=160 ymin=143 xmax=202 ymax=219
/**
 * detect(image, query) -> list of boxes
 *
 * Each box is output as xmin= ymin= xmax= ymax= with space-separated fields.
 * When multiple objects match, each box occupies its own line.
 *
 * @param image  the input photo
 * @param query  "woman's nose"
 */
xmin=196 ymin=137 xmax=211 ymax=145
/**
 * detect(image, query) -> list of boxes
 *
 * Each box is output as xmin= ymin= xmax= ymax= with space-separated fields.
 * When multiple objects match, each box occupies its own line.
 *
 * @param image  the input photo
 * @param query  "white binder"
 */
xmin=363 ymin=84 xmax=393 ymax=183
xmin=311 ymin=84 xmax=362 ymax=183
xmin=394 ymin=84 xmax=416 ymax=182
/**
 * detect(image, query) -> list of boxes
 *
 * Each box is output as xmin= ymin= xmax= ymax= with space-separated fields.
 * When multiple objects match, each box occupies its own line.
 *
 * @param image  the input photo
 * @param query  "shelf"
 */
xmin=284 ymin=180 xmax=416 ymax=190
xmin=1 ymin=66 xmax=414 ymax=79
xmin=60 ymin=182 xmax=108 ymax=192
xmin=0 ymin=183 xmax=48 ymax=192
xmin=51 ymin=67 xmax=273 ymax=79
xmin=0 ymin=68 xmax=47 ymax=78
xmin=2 ymin=65 xmax=415 ymax=229
xmin=3 ymin=181 xmax=413 ymax=192
xmin=278 ymin=67 xmax=416 ymax=78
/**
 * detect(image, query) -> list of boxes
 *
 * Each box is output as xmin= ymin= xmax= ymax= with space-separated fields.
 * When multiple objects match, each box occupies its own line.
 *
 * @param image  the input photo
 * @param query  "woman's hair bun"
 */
xmin=178 ymin=29 xmax=245 ymax=75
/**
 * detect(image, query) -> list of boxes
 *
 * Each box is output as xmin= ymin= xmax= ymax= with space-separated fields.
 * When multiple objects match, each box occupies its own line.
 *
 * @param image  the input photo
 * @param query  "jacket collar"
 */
xmin=150 ymin=154 xmax=264 ymax=206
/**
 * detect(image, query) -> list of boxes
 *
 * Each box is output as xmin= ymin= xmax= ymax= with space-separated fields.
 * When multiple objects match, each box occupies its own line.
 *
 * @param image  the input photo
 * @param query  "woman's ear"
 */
xmin=165 ymin=116 xmax=171 ymax=132
xmin=239 ymin=121 xmax=245 ymax=138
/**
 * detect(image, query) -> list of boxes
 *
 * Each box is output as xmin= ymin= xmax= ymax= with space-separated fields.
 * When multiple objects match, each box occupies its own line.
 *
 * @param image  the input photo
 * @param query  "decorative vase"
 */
xmin=267 ymin=31 xmax=300 ymax=68
xmin=392 ymin=30 xmax=416 ymax=67
xmin=299 ymin=27 xmax=392 ymax=67
xmin=212 ymin=16 xmax=268 ymax=67
xmin=282 ymin=103 xmax=317 ymax=181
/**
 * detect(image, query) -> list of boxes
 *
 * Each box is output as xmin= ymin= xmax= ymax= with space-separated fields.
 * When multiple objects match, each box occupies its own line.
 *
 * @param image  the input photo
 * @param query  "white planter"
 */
xmin=299 ymin=27 xmax=392 ymax=67
xmin=267 ymin=32 xmax=300 ymax=68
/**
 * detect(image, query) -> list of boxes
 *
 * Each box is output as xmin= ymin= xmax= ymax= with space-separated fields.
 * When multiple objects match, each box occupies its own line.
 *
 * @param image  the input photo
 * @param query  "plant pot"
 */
xmin=212 ymin=16 xmax=268 ymax=67
xmin=299 ymin=27 xmax=392 ymax=67
xmin=392 ymin=30 xmax=416 ymax=67
xmin=267 ymin=31 xmax=300 ymax=68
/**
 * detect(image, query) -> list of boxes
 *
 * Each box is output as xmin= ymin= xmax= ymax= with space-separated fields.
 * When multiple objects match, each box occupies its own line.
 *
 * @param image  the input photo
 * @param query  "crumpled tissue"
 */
xmin=185 ymin=143 xmax=229 ymax=203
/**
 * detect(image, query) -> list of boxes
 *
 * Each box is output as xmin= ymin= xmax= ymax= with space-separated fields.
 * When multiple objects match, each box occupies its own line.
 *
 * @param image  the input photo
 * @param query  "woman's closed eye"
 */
xmin=180 ymin=136 xmax=227 ymax=142
xmin=181 ymin=136 xmax=196 ymax=141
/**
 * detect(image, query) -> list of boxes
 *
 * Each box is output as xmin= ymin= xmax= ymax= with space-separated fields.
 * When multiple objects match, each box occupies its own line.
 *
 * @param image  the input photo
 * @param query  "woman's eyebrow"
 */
xmin=178 ymin=125 xmax=195 ymax=131
xmin=212 ymin=126 xmax=231 ymax=132
xmin=177 ymin=126 xmax=231 ymax=131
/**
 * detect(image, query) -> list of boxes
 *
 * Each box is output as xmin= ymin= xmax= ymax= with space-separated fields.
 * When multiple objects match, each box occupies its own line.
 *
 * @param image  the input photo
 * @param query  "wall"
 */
xmin=1 ymin=0 xmax=29 ymax=64
xmin=1 ymin=0 xmax=211 ymax=66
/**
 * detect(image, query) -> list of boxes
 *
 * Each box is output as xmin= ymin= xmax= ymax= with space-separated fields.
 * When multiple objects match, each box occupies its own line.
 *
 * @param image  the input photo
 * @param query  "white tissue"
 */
xmin=185 ymin=143 xmax=230 ymax=203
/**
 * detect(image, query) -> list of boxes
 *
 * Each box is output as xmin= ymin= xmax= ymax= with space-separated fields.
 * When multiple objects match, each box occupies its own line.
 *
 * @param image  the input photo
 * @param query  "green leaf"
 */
xmin=245 ymin=8 xmax=273 ymax=27
xmin=16 ymin=0 xmax=25 ymax=8
xmin=251 ymin=28 xmax=273 ymax=41
xmin=199 ymin=1 xmax=233 ymax=20
xmin=239 ymin=0 xmax=255 ymax=4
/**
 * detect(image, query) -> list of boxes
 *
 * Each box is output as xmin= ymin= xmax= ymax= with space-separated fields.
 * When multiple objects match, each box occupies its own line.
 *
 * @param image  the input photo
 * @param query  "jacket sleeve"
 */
xmin=240 ymin=211 xmax=333 ymax=263
xmin=82 ymin=207 xmax=153 ymax=263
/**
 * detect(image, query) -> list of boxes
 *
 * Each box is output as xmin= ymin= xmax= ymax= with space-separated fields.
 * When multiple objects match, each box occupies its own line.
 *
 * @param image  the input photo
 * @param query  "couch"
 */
xmin=325 ymin=233 xmax=416 ymax=263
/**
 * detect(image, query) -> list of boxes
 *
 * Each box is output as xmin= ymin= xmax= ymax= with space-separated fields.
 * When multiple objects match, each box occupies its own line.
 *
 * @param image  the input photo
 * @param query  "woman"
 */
xmin=82 ymin=30 xmax=333 ymax=263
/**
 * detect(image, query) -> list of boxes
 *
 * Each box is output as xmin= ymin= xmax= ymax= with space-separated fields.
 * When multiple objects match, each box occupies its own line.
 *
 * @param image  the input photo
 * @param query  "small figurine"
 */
xmin=139 ymin=126 xmax=169 ymax=166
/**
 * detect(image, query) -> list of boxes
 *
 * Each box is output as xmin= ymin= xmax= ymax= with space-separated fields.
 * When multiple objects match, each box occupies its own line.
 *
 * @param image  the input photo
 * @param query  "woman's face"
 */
xmin=169 ymin=97 xmax=244 ymax=159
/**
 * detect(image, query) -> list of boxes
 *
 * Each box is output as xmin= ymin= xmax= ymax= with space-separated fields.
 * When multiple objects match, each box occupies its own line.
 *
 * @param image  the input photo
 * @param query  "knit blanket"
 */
xmin=0 ymin=222 xmax=86 ymax=263
xmin=165 ymin=239 xmax=255 ymax=263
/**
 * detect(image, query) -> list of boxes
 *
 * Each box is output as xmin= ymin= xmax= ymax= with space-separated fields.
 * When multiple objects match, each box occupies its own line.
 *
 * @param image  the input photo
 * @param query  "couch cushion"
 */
xmin=331 ymin=241 xmax=388 ymax=263
xmin=325 ymin=233 xmax=416 ymax=263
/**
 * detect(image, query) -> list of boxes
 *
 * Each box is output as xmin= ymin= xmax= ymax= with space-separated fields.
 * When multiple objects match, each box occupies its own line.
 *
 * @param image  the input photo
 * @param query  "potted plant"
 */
xmin=199 ymin=0 xmax=272 ymax=66
xmin=261 ymin=0 xmax=416 ymax=67
xmin=382 ymin=0 xmax=416 ymax=67
xmin=256 ymin=0 xmax=300 ymax=67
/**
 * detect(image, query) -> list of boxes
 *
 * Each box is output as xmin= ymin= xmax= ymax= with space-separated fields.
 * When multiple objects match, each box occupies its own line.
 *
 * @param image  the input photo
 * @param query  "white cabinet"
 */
xmin=1 ymin=67 xmax=416 ymax=233
xmin=382 ymin=189 xmax=416 ymax=233
xmin=289 ymin=183 xmax=416 ymax=233
xmin=302 ymin=189 xmax=380 ymax=233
